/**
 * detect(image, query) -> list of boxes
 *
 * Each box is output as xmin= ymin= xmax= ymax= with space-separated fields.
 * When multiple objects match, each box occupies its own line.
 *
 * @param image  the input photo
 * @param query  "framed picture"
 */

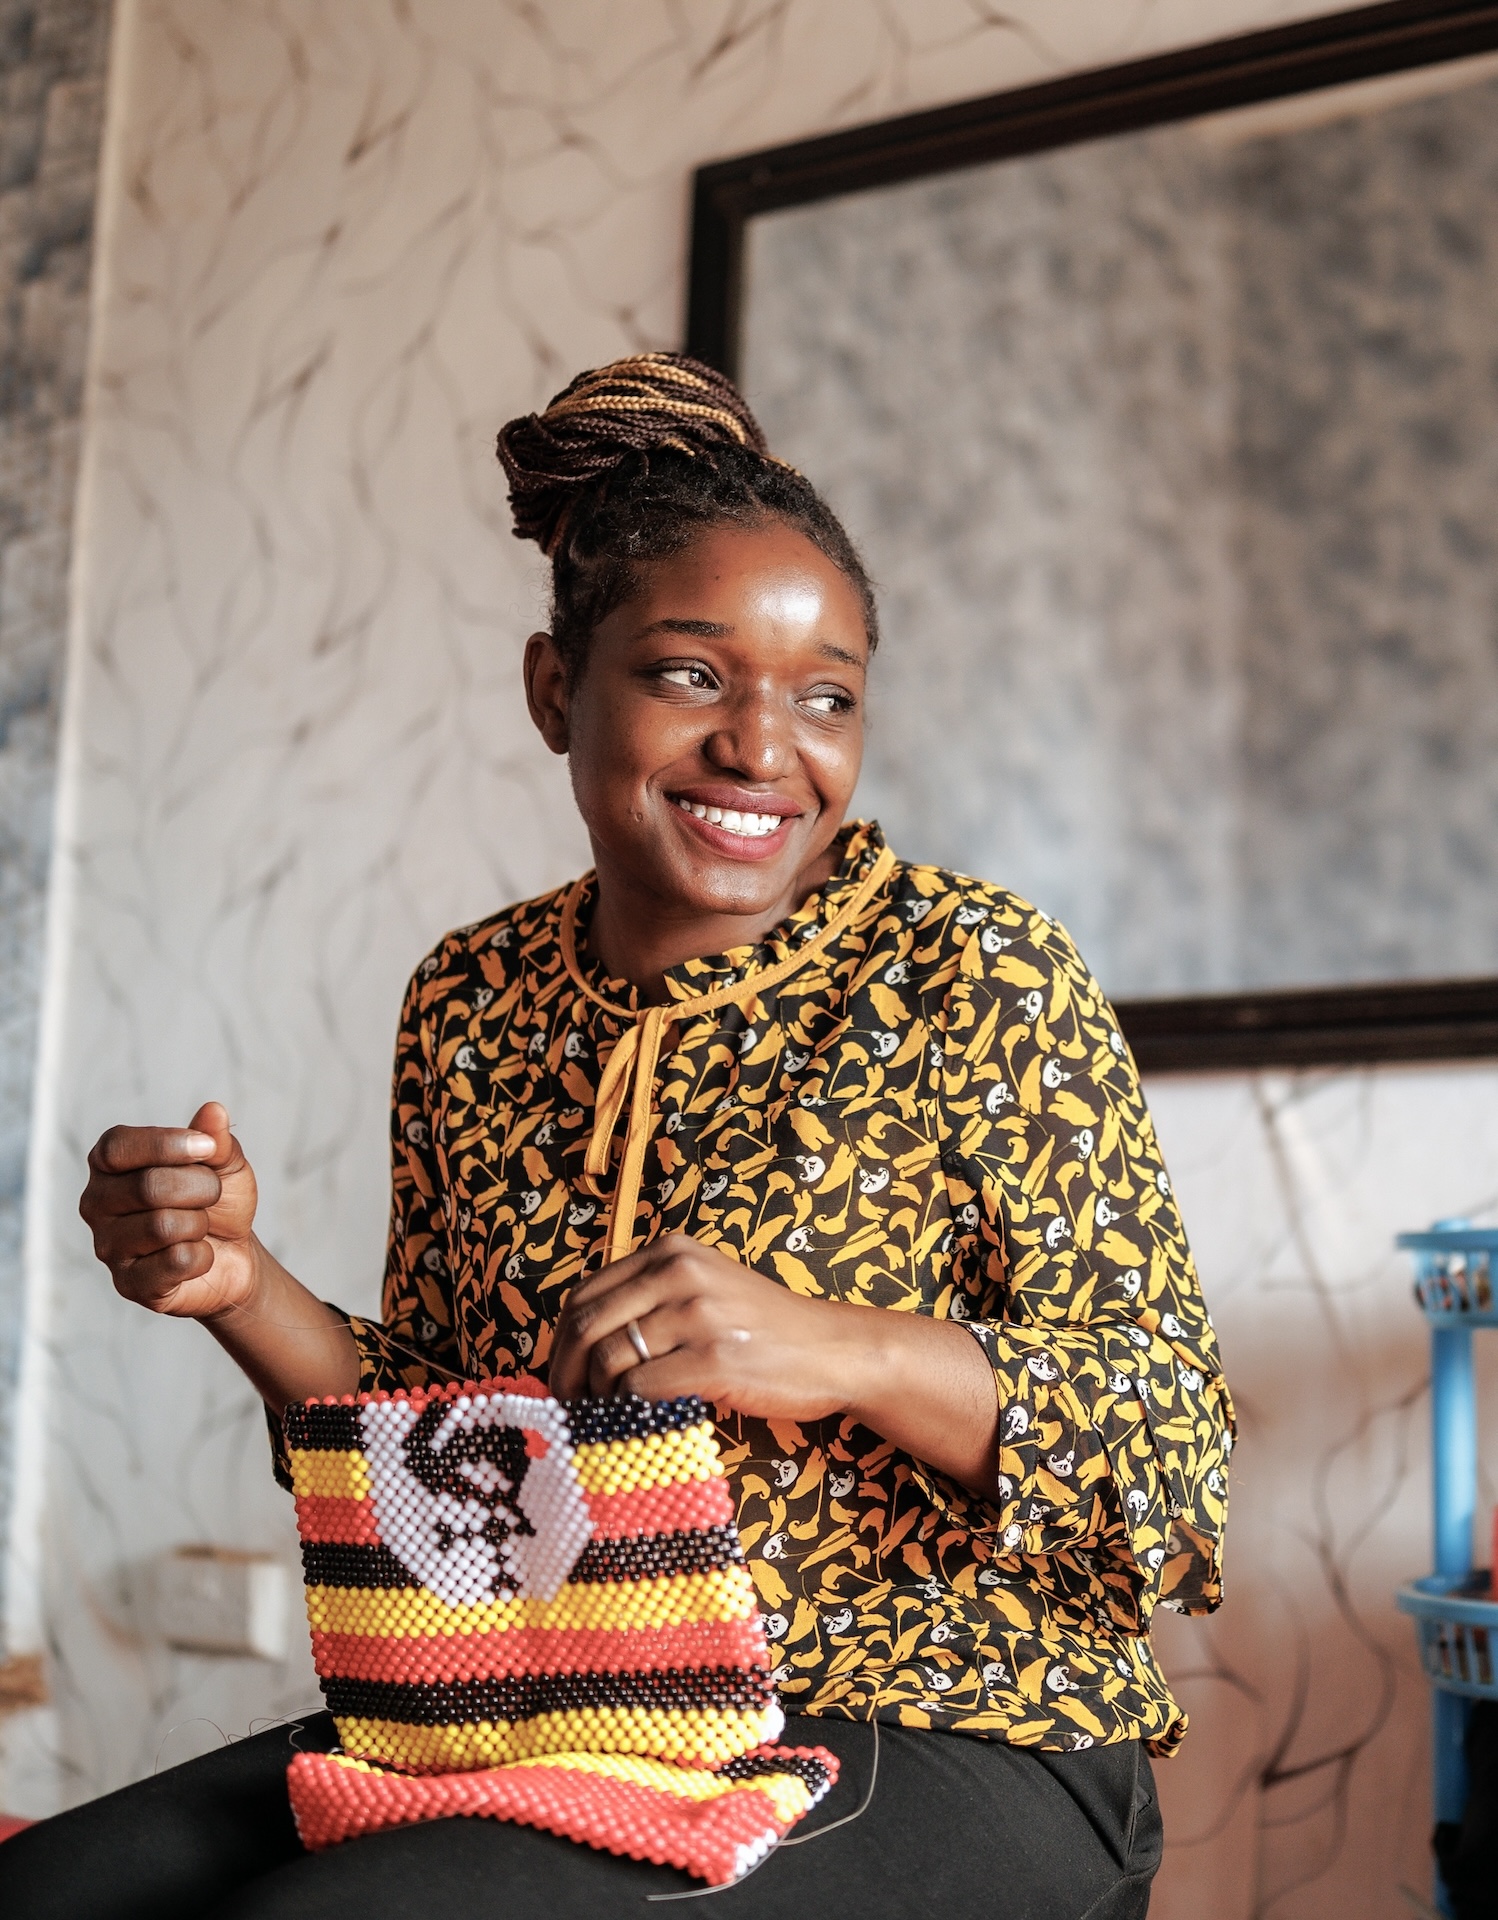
xmin=687 ymin=1 xmax=1498 ymax=1070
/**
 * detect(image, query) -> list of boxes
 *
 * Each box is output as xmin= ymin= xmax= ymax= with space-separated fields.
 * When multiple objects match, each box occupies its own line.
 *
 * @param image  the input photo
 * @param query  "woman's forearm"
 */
xmin=549 ymin=1235 xmax=1003 ymax=1501
xmin=835 ymin=1304 xmax=1000 ymax=1498
xmin=201 ymin=1237 xmax=360 ymax=1413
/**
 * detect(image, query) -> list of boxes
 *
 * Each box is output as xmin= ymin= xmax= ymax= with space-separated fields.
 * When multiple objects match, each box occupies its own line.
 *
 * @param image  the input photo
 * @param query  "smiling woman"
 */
xmin=7 ymin=354 xmax=1231 ymax=1919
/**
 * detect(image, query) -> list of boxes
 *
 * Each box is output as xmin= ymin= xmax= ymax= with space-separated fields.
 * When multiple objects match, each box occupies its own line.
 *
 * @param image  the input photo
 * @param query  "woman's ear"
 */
xmin=523 ymin=633 xmax=570 ymax=755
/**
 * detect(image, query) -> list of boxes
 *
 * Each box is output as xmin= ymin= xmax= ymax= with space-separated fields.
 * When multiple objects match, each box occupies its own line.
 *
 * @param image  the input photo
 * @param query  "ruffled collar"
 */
xmin=562 ymin=819 xmax=886 ymax=1013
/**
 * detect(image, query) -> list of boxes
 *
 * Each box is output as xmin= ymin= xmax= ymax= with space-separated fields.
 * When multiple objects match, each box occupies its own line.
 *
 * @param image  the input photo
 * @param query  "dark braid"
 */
xmin=496 ymin=352 xmax=878 ymax=681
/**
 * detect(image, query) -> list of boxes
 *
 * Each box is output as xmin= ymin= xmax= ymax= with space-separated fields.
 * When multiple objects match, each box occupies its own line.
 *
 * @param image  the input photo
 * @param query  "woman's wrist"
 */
xmin=825 ymin=1297 xmax=903 ymax=1428
xmin=199 ymin=1236 xmax=360 ymax=1407
xmin=828 ymin=1302 xmax=999 ymax=1495
xmin=197 ymin=1233 xmax=280 ymax=1329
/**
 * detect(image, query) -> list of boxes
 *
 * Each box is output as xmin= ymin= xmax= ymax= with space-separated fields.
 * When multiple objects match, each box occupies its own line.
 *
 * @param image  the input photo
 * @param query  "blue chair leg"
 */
xmin=1429 ymin=1321 xmax=1478 ymax=1915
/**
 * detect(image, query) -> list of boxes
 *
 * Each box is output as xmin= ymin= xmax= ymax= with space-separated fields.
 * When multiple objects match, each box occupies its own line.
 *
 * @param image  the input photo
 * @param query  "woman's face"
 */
xmin=525 ymin=519 xmax=869 ymax=927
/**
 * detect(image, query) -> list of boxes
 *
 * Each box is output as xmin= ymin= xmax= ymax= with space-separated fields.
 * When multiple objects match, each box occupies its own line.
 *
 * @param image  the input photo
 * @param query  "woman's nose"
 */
xmin=702 ymin=690 xmax=792 ymax=779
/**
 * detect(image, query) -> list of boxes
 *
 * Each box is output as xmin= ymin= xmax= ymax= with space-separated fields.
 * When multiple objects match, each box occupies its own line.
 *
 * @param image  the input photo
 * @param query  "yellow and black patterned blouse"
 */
xmin=321 ymin=821 xmax=1232 ymax=1758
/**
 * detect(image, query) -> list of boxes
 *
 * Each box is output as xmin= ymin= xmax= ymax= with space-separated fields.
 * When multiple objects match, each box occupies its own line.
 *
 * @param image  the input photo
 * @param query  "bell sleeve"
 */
xmin=936 ymin=896 xmax=1234 ymax=1632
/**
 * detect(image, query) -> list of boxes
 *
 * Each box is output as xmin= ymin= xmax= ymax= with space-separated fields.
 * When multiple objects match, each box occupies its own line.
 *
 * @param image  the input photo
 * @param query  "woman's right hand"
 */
xmin=80 ymin=1100 xmax=262 ymax=1321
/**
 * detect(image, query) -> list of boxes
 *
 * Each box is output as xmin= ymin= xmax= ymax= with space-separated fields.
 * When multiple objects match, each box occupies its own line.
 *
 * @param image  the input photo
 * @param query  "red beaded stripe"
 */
xmin=310 ymin=1618 xmax=769 ymax=1687
xmin=293 ymin=1494 xmax=382 ymax=1546
xmin=583 ymin=1478 xmax=736 ymax=1539
xmin=288 ymin=1750 xmax=824 ymax=1885
xmin=294 ymin=1478 xmax=734 ymax=1550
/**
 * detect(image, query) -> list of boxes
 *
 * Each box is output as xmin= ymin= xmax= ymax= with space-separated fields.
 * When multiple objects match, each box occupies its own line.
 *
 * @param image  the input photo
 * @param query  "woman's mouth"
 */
xmin=671 ymin=795 xmax=800 ymax=858
xmin=673 ymin=797 xmax=785 ymax=839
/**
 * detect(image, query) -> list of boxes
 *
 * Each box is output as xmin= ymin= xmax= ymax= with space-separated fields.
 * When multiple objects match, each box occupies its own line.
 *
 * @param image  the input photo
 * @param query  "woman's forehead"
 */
xmin=616 ymin=523 xmax=870 ymax=656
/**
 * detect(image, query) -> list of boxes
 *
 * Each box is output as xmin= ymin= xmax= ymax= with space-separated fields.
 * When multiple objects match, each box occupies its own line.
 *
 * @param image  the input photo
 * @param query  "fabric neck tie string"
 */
xmin=559 ymin=847 xmax=896 ymax=1265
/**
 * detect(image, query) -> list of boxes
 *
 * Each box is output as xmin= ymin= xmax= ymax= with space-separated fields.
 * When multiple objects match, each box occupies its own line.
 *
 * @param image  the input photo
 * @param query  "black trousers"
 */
xmin=0 ymin=1711 xmax=1162 ymax=1920
xmin=1435 ymin=1701 xmax=1498 ymax=1919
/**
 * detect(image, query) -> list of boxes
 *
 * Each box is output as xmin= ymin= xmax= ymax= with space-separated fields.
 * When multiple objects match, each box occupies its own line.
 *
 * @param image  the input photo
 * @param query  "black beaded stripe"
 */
xmin=286 ymin=1392 xmax=708 ymax=1456
xmin=720 ymin=1749 xmax=834 ymax=1792
xmin=567 ymin=1525 xmax=742 ymax=1585
xmin=322 ymin=1662 xmax=775 ymax=1728
xmin=301 ymin=1524 xmax=738 ymax=1594
xmin=285 ymin=1390 xmax=541 ymax=1454
xmin=565 ymin=1394 xmax=709 ymax=1445
xmin=301 ymin=1541 xmax=417 ymax=1590
xmin=285 ymin=1402 xmax=362 ymax=1452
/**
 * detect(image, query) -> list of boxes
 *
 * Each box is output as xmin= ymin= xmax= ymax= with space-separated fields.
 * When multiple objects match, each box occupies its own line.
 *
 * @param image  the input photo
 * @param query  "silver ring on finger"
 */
xmin=624 ymin=1318 xmax=651 ymax=1366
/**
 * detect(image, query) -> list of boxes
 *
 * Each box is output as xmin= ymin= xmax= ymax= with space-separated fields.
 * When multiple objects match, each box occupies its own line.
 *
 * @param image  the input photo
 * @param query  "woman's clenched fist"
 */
xmin=80 ymin=1100 xmax=261 ymax=1320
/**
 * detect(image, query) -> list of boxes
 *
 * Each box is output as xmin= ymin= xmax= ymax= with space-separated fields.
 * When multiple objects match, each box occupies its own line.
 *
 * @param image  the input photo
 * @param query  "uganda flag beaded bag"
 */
xmin=282 ymin=1376 xmax=837 ymax=1886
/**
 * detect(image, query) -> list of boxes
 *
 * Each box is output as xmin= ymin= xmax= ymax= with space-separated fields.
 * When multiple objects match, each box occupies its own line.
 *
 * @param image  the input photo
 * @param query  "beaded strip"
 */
xmin=286 ymin=1741 xmax=838 ymax=1886
xmin=285 ymin=1377 xmax=838 ymax=1883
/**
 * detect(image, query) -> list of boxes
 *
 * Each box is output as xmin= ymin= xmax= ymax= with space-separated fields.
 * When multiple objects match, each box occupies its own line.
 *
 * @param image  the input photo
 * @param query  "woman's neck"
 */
xmin=585 ymin=843 xmax=843 ymax=1003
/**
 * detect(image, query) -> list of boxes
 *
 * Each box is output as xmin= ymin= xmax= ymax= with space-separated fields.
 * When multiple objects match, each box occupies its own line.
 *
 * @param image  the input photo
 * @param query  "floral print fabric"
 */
xmin=316 ymin=821 xmax=1231 ymax=1756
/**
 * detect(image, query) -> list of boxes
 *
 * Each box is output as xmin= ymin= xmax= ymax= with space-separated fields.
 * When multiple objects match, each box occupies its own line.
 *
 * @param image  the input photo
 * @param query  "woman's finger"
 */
xmin=112 ymin=1240 xmax=216 ymax=1306
xmin=96 ymin=1207 xmax=211 ymax=1263
xmin=87 ymin=1125 xmax=221 ymax=1179
xmin=81 ymin=1159 xmax=221 ymax=1226
xmin=550 ymin=1267 xmax=692 ymax=1398
xmin=558 ymin=1259 xmax=643 ymax=1313
xmin=602 ymin=1345 xmax=726 ymax=1408
xmin=585 ymin=1302 xmax=697 ymax=1398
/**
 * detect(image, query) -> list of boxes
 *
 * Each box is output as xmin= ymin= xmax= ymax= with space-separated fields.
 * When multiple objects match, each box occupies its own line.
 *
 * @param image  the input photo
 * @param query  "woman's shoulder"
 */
xmin=888 ymin=855 xmax=1074 ymax=963
xmin=887 ymin=859 xmax=1124 ymax=1064
xmin=403 ymin=882 xmax=573 ymax=1011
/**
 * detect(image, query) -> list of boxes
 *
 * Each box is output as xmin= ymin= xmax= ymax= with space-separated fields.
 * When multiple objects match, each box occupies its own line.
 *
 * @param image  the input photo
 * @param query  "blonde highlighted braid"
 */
xmin=498 ymin=354 xmax=768 ymax=552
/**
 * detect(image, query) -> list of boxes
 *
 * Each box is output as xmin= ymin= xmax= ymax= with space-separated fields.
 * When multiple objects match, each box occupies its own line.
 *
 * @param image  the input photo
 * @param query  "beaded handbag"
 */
xmin=282 ymin=1376 xmax=837 ymax=1885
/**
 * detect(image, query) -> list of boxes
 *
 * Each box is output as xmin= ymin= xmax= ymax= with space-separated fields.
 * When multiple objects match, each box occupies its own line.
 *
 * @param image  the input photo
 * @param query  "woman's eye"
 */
xmin=804 ymin=690 xmax=854 ymax=716
xmin=656 ymin=664 xmax=716 ymax=690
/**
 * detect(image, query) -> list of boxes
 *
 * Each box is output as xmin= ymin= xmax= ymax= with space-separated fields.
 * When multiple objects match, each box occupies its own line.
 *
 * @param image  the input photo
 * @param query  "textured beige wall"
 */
xmin=0 ymin=0 xmax=112 ymax=1633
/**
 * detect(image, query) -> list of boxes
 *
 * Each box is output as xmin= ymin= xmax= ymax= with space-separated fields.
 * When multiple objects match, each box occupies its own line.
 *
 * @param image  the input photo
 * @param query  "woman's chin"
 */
xmin=662 ymin=844 xmax=805 ymax=921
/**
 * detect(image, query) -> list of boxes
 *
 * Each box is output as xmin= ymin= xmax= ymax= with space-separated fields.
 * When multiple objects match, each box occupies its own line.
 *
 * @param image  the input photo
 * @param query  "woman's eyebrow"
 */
xmin=632 ymin=620 xmax=862 ymax=669
xmin=635 ymin=617 xmax=733 ymax=639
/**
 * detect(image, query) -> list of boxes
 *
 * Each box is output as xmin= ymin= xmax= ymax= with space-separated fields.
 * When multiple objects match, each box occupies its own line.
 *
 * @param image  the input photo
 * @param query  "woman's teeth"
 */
xmin=674 ymin=798 xmax=786 ymax=839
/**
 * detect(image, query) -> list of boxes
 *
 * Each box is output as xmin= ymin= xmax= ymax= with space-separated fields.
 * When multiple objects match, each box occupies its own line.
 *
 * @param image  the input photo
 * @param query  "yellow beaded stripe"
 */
xmin=518 ymin=1752 xmax=815 ymax=1825
xmin=313 ymin=1746 xmax=816 ymax=1821
xmin=568 ymin=1424 xmax=721 ymax=1496
xmin=289 ymin=1449 xmax=372 ymax=1502
xmin=305 ymin=1565 xmax=761 ymax=1640
xmin=339 ymin=1705 xmax=776 ymax=1773
xmin=731 ymin=1770 xmax=815 ymax=1827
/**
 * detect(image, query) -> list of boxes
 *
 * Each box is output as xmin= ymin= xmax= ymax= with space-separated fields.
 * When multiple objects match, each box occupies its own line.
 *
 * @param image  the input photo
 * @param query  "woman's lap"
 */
xmin=0 ymin=1711 xmax=1161 ymax=1920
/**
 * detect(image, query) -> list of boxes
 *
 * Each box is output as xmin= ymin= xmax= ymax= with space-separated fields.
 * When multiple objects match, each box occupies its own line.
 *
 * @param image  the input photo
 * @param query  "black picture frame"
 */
xmin=684 ymin=0 xmax=1498 ymax=1075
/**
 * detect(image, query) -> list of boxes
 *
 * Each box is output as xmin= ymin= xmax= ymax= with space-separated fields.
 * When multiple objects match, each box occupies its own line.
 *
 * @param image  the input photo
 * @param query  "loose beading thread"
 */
xmin=645 ymin=1719 xmax=881 ymax=1904
xmin=285 ymin=1378 xmax=837 ymax=1884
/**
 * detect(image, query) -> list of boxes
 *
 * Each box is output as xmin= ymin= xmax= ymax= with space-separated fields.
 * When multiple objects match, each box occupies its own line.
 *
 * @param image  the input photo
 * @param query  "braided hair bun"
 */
xmin=495 ymin=351 xmax=876 ymax=678
xmin=497 ymin=354 xmax=772 ymax=555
